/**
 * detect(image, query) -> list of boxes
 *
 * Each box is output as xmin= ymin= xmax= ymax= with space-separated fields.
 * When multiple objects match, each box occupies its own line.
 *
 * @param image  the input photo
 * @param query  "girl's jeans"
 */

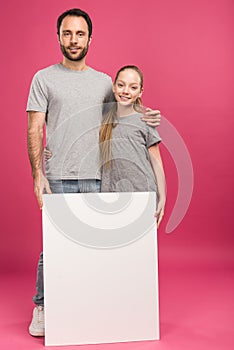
xmin=33 ymin=179 xmax=101 ymax=306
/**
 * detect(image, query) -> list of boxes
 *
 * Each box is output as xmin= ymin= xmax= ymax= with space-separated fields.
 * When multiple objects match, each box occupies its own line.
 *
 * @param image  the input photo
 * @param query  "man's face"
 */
xmin=59 ymin=16 xmax=91 ymax=61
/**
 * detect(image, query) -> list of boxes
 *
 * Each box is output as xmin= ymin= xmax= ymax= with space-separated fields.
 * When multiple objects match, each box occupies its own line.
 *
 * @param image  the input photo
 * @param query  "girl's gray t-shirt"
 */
xmin=100 ymin=113 xmax=161 ymax=193
xmin=27 ymin=64 xmax=113 ymax=180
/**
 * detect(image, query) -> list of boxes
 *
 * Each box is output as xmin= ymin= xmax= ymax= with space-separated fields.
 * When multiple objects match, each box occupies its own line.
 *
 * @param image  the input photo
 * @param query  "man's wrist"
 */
xmin=32 ymin=168 xmax=42 ymax=179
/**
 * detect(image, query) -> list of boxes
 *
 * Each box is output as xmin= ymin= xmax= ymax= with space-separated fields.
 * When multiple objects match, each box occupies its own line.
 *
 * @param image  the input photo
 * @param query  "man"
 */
xmin=27 ymin=8 xmax=161 ymax=337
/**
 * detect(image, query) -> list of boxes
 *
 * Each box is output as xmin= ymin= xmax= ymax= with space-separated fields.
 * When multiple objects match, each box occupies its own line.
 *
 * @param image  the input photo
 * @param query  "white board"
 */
xmin=43 ymin=192 xmax=159 ymax=346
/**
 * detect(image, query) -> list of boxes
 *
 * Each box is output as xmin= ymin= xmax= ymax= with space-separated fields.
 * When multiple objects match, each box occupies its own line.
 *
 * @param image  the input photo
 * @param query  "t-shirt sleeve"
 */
xmin=26 ymin=72 xmax=48 ymax=112
xmin=103 ymin=76 xmax=114 ymax=103
xmin=102 ymin=75 xmax=115 ymax=115
xmin=146 ymin=125 xmax=162 ymax=148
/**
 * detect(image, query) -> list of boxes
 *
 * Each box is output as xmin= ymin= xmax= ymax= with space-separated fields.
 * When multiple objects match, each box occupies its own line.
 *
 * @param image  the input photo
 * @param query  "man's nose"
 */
xmin=70 ymin=34 xmax=78 ymax=43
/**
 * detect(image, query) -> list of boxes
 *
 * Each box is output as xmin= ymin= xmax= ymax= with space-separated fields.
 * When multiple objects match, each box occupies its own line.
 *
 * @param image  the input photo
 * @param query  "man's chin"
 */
xmin=68 ymin=57 xmax=81 ymax=62
xmin=60 ymin=44 xmax=88 ymax=62
xmin=64 ymin=53 xmax=82 ymax=61
xmin=65 ymin=53 xmax=88 ymax=62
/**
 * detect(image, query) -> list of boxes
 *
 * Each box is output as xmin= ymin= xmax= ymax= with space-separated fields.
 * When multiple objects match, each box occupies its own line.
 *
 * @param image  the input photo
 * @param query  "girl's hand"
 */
xmin=155 ymin=198 xmax=165 ymax=228
xmin=44 ymin=148 xmax=52 ymax=160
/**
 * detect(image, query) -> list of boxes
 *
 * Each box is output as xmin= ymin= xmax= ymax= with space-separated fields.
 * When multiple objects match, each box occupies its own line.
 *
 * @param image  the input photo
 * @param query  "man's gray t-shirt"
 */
xmin=100 ymin=113 xmax=161 ymax=193
xmin=27 ymin=63 xmax=113 ymax=180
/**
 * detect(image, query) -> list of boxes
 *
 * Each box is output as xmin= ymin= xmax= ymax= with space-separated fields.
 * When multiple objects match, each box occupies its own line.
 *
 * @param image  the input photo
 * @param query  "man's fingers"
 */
xmin=45 ymin=182 xmax=52 ymax=194
xmin=38 ymin=195 xmax=43 ymax=209
xmin=146 ymin=121 xmax=160 ymax=127
xmin=144 ymin=109 xmax=161 ymax=116
xmin=141 ymin=116 xmax=161 ymax=125
xmin=142 ymin=119 xmax=160 ymax=125
xmin=45 ymin=151 xmax=52 ymax=157
xmin=141 ymin=108 xmax=161 ymax=127
xmin=142 ymin=118 xmax=161 ymax=127
xmin=142 ymin=116 xmax=160 ymax=122
xmin=44 ymin=153 xmax=52 ymax=160
xmin=34 ymin=186 xmax=43 ymax=209
xmin=44 ymin=149 xmax=53 ymax=160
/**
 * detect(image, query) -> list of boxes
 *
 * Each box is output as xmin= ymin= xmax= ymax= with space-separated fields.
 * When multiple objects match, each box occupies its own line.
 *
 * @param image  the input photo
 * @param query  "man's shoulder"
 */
xmin=33 ymin=64 xmax=59 ymax=77
xmin=88 ymin=67 xmax=112 ymax=82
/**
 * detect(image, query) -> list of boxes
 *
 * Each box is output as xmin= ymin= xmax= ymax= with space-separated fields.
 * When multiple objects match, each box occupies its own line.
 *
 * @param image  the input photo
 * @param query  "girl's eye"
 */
xmin=131 ymin=87 xmax=138 ymax=90
xmin=117 ymin=84 xmax=123 ymax=87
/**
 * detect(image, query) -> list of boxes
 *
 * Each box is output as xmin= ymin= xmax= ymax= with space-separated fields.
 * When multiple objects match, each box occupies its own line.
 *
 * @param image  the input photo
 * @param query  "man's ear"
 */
xmin=88 ymin=36 xmax=92 ymax=45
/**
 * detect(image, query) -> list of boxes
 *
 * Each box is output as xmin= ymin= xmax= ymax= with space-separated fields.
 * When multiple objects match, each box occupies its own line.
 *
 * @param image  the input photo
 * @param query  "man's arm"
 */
xmin=27 ymin=111 xmax=51 ymax=208
xmin=148 ymin=144 xmax=166 ymax=227
xmin=142 ymin=108 xmax=161 ymax=127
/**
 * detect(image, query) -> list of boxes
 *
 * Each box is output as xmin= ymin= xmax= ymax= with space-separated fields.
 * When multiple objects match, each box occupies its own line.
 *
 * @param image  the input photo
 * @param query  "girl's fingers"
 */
xmin=155 ymin=208 xmax=164 ymax=228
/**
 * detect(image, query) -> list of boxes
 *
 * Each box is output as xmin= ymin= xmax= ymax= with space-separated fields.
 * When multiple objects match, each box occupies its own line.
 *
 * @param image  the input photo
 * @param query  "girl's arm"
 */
xmin=148 ymin=144 xmax=166 ymax=228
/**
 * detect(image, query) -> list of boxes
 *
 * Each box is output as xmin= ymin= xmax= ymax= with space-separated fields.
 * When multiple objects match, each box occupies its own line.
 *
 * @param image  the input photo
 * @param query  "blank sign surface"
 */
xmin=43 ymin=192 xmax=159 ymax=346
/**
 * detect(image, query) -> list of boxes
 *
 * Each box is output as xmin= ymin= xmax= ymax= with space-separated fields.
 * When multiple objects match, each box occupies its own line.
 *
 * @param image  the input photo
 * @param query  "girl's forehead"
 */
xmin=117 ymin=69 xmax=141 ymax=82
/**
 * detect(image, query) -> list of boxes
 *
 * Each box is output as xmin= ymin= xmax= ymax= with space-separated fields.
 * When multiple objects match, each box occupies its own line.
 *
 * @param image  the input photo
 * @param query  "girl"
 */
xmin=99 ymin=65 xmax=166 ymax=227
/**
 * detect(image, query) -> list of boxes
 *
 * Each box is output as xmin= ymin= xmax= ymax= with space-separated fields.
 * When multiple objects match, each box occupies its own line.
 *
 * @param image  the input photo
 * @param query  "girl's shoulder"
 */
xmin=120 ymin=112 xmax=144 ymax=124
xmin=127 ymin=113 xmax=150 ymax=130
xmin=127 ymin=113 xmax=162 ymax=140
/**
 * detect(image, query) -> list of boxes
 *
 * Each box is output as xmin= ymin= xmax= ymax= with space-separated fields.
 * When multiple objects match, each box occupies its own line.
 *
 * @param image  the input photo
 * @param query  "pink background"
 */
xmin=0 ymin=0 xmax=233 ymax=349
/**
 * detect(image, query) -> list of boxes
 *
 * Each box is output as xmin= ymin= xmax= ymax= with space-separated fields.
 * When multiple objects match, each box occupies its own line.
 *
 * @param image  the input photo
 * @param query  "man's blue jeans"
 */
xmin=33 ymin=179 xmax=101 ymax=306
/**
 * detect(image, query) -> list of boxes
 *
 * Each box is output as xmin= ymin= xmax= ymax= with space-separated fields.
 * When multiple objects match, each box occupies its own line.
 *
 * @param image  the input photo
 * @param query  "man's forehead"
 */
xmin=60 ymin=16 xmax=88 ymax=30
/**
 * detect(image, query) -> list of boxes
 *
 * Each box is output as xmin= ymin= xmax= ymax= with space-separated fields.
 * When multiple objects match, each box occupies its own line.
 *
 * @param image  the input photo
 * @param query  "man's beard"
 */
xmin=60 ymin=43 xmax=89 ymax=62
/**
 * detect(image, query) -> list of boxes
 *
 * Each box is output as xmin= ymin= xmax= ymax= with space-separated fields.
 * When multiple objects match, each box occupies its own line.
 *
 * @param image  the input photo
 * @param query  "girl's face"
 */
xmin=113 ymin=69 xmax=143 ymax=106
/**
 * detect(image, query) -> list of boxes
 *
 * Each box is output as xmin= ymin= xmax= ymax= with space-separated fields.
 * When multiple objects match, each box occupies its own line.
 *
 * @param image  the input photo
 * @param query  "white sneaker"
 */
xmin=29 ymin=306 xmax=45 ymax=337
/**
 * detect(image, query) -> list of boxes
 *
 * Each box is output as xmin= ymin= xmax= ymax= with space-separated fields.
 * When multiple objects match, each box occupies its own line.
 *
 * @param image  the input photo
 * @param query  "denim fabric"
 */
xmin=33 ymin=179 xmax=101 ymax=306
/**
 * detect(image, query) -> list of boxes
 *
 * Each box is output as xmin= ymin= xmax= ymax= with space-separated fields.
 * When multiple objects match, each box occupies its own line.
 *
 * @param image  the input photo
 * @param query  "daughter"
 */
xmin=99 ymin=65 xmax=166 ymax=227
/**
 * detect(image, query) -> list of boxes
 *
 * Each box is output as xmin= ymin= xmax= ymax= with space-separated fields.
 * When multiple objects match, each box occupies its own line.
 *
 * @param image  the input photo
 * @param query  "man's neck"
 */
xmin=61 ymin=57 xmax=88 ymax=71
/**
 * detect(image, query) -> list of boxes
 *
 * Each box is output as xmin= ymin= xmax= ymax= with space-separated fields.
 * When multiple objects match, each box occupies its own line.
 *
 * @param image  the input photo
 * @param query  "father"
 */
xmin=27 ymin=8 xmax=161 ymax=337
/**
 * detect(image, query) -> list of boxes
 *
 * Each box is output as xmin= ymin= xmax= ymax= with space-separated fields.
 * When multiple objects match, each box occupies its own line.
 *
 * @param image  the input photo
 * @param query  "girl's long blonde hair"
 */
xmin=99 ymin=65 xmax=144 ymax=168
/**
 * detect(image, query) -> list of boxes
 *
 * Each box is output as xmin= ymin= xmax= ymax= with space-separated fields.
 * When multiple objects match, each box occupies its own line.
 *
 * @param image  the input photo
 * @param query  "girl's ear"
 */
xmin=112 ymin=84 xmax=116 ymax=93
xmin=138 ymin=88 xmax=143 ymax=98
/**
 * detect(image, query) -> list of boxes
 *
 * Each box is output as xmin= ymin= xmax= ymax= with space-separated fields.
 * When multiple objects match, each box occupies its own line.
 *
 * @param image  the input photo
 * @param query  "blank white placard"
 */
xmin=43 ymin=192 xmax=159 ymax=346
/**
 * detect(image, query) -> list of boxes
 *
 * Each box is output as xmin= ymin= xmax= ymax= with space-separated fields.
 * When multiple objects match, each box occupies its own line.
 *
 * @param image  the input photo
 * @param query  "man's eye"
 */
xmin=78 ymin=33 xmax=84 ymax=37
xmin=64 ymin=32 xmax=70 ymax=37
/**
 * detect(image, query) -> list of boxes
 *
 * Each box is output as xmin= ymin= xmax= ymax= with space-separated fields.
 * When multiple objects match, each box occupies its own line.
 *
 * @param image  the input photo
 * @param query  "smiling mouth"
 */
xmin=68 ymin=47 xmax=81 ymax=53
xmin=119 ymin=95 xmax=131 ymax=101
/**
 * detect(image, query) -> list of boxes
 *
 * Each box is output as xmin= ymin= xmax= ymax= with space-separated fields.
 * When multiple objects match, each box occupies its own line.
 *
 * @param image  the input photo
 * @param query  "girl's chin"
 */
xmin=117 ymin=101 xmax=133 ymax=106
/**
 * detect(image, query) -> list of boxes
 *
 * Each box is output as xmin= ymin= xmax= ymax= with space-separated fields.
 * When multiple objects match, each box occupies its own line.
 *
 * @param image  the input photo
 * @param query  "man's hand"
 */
xmin=141 ymin=108 xmax=161 ymax=127
xmin=33 ymin=170 xmax=52 ymax=209
xmin=44 ymin=148 xmax=53 ymax=160
xmin=155 ymin=197 xmax=165 ymax=228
